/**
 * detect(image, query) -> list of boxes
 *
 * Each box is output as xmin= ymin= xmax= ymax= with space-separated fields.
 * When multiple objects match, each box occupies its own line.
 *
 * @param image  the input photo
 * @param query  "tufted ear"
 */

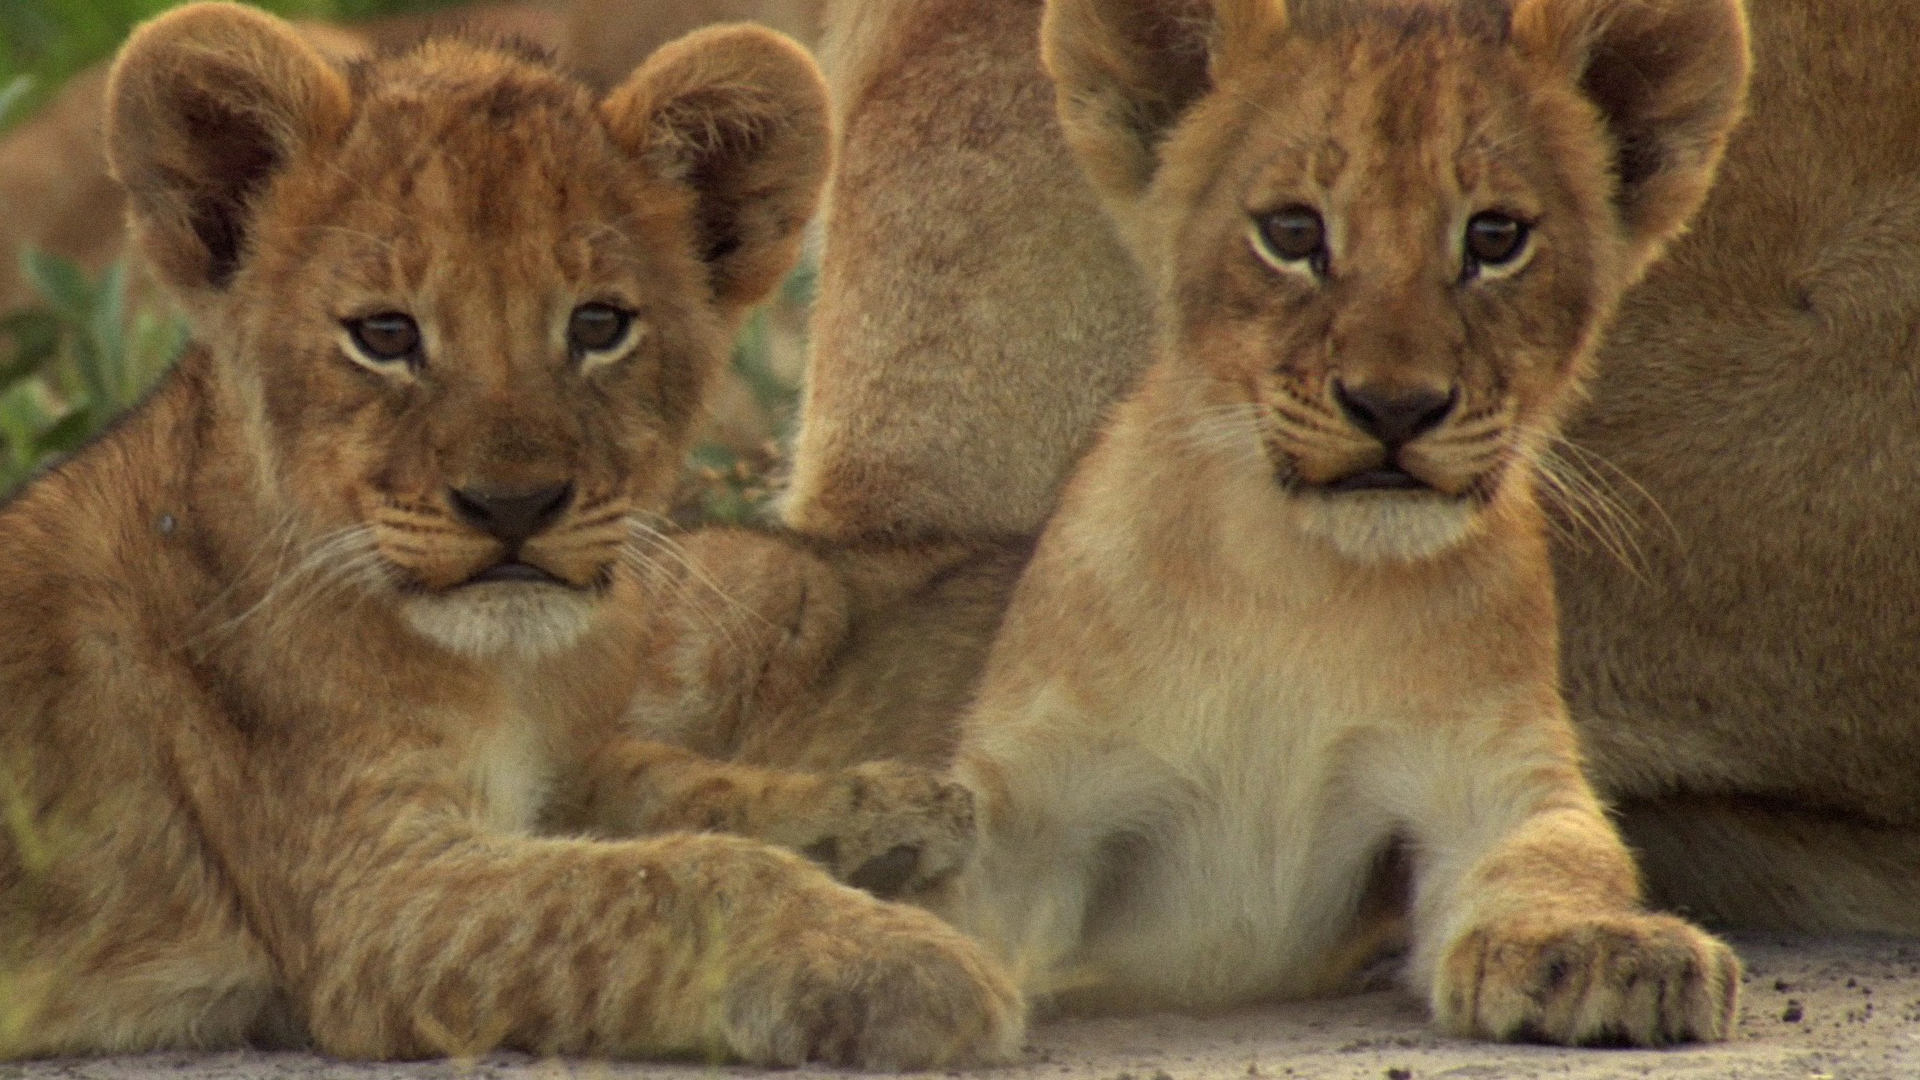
xmin=1041 ymin=0 xmax=1285 ymax=208
xmin=106 ymin=2 xmax=353 ymax=297
xmin=600 ymin=25 xmax=831 ymax=311
xmin=1512 ymin=0 xmax=1750 ymax=264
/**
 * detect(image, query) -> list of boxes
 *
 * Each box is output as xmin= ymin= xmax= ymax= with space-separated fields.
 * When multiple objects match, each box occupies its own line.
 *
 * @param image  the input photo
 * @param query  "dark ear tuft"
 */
xmin=1513 ymin=0 xmax=1751 ymax=262
xmin=106 ymin=2 xmax=353 ymax=295
xmin=600 ymin=25 xmax=831 ymax=311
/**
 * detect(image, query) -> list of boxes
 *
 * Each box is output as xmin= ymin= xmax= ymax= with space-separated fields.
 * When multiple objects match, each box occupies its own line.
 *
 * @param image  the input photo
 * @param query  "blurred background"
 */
xmin=0 ymin=0 xmax=819 ymax=518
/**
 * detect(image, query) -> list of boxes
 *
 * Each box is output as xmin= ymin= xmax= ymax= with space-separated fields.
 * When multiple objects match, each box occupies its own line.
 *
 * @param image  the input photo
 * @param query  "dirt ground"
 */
xmin=7 ymin=934 xmax=1918 ymax=1080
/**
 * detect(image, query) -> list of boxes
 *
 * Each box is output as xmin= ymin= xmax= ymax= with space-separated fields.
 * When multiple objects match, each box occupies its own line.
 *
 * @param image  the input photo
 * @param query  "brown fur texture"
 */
xmin=0 ymin=3 xmax=564 ymax=314
xmin=0 ymin=4 xmax=1021 ymax=1064
xmin=924 ymin=0 xmax=1747 ymax=1046
xmin=648 ymin=0 xmax=1920 ymax=937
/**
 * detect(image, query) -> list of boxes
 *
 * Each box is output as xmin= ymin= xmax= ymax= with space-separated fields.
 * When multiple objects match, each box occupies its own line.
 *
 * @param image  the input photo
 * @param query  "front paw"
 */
xmin=1434 ymin=912 xmax=1740 ymax=1046
xmin=784 ymin=762 xmax=976 ymax=898
xmin=723 ymin=888 xmax=1024 ymax=1068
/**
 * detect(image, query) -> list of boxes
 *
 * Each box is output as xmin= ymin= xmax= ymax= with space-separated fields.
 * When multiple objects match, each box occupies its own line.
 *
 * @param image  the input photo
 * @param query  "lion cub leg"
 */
xmin=1385 ymin=724 xmax=1741 ymax=1046
xmin=570 ymin=738 xmax=974 ymax=897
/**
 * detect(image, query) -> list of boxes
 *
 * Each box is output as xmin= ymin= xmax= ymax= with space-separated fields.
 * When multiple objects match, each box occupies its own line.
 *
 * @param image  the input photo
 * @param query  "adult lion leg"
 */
xmin=1619 ymin=799 xmax=1920 ymax=935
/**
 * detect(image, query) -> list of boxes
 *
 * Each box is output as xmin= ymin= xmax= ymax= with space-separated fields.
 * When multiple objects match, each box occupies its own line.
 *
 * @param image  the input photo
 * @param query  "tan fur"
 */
xmin=0 ymin=5 xmax=1021 ymax=1064
xmin=1555 ymin=0 xmax=1920 ymax=931
xmin=621 ymin=0 xmax=1140 ymax=773
xmin=646 ymin=0 xmax=1920 ymax=936
xmin=927 ymin=0 xmax=1749 ymax=1045
xmin=780 ymin=0 xmax=1153 ymax=540
xmin=561 ymin=0 xmax=823 ymax=92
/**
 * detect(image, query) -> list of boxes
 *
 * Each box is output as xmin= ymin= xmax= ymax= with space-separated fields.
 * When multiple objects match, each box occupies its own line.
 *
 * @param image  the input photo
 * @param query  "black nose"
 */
xmin=448 ymin=482 xmax=575 ymax=545
xmin=1332 ymin=380 xmax=1459 ymax=449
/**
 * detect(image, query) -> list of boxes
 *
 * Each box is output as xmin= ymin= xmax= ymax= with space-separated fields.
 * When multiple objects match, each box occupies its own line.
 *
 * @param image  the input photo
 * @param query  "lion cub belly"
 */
xmin=1026 ymin=651 xmax=1402 ymax=1013
xmin=1072 ymin=755 xmax=1392 ymax=1012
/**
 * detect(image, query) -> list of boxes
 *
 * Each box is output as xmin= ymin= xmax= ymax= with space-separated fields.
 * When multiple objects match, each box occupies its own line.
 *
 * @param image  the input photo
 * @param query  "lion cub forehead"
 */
xmin=347 ymin=36 xmax=590 ymax=112
xmin=1227 ymin=24 xmax=1547 ymax=204
xmin=308 ymin=41 xmax=664 ymax=264
xmin=1288 ymin=0 xmax=1512 ymax=41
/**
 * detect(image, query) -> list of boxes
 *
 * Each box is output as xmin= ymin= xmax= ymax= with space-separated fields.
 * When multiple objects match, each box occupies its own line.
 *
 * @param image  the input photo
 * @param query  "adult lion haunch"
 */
xmin=0 ymin=4 xmax=1018 ymax=1064
xmin=638 ymin=0 xmax=1920 ymax=936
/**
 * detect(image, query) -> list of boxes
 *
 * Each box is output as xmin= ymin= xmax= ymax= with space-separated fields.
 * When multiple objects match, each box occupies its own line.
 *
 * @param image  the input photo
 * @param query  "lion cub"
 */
xmin=934 ymin=0 xmax=1750 ymax=1046
xmin=0 ymin=3 xmax=1015 ymax=1065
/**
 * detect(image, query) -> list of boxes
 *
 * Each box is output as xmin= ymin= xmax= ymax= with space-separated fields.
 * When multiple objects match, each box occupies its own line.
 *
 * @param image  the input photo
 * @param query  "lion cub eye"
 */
xmin=1252 ymin=206 xmax=1329 ymax=277
xmin=1464 ymin=212 xmax=1532 ymax=275
xmin=344 ymin=312 xmax=422 ymax=368
xmin=568 ymin=303 xmax=636 ymax=360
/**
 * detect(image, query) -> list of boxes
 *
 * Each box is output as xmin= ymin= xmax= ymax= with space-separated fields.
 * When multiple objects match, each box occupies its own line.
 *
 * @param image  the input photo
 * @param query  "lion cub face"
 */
xmin=1046 ymin=0 xmax=1747 ymax=561
xmin=108 ymin=4 xmax=828 ymax=654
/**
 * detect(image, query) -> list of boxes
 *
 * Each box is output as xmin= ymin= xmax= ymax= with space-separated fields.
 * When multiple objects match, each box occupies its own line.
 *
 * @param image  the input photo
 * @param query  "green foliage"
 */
xmin=0 ymin=251 xmax=184 ymax=492
xmin=676 ymin=265 xmax=814 ymax=526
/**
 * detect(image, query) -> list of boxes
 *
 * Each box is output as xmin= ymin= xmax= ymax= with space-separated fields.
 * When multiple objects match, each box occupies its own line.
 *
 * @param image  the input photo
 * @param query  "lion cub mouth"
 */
xmin=1320 ymin=466 xmax=1432 ymax=494
xmin=463 ymin=560 xmax=569 ymax=587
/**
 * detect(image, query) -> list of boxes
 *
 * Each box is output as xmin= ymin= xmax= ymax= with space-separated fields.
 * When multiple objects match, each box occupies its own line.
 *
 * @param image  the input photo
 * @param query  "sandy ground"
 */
xmin=8 ymin=934 xmax=1918 ymax=1080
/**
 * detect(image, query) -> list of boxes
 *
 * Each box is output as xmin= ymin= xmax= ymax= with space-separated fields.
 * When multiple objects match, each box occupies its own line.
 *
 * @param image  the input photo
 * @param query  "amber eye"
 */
xmin=1464 ymin=212 xmax=1531 ymax=273
xmin=345 ymin=312 xmax=422 ymax=366
xmin=1252 ymin=205 xmax=1329 ymax=274
xmin=568 ymin=303 xmax=634 ymax=358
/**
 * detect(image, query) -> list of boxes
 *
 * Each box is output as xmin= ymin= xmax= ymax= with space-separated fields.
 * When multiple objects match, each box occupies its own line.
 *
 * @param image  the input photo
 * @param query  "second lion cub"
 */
xmin=935 ymin=0 xmax=1750 ymax=1045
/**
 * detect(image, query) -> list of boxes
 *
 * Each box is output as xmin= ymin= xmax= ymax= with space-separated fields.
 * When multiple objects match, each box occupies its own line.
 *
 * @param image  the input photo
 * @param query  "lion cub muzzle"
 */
xmin=446 ymin=480 xmax=579 ymax=584
xmin=1320 ymin=377 xmax=1461 ymax=492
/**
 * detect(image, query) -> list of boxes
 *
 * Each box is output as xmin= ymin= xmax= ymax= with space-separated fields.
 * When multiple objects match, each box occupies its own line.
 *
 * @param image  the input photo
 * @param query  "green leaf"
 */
xmin=18 ymin=249 xmax=94 ymax=323
xmin=0 ymin=76 xmax=33 ymax=130
xmin=32 ymin=406 xmax=95 ymax=457
xmin=0 ymin=309 xmax=59 ymax=390
xmin=78 ymin=260 xmax=126 ymax=408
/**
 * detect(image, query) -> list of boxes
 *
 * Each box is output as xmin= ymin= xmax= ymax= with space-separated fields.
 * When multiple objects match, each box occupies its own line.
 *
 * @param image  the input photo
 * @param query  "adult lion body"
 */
xmin=0 ymin=4 xmax=1019 ymax=1064
xmin=639 ymin=0 xmax=1920 ymax=936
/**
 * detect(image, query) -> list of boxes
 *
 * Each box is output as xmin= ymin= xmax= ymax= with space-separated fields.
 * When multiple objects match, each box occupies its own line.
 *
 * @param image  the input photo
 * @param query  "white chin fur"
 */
xmin=1291 ymin=491 xmax=1480 ymax=564
xmin=401 ymin=583 xmax=599 ymax=659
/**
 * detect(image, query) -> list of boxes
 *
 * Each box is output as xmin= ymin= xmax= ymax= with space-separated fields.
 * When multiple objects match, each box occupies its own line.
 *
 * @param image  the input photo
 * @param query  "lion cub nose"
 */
xmin=448 ymin=482 xmax=575 ymax=545
xmin=1332 ymin=379 xmax=1459 ymax=450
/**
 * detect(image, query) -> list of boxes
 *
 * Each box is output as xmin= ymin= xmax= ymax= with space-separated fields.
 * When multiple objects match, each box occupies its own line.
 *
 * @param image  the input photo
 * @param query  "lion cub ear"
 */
xmin=106 ymin=2 xmax=353 ymax=298
xmin=1512 ymin=0 xmax=1751 ymax=268
xmin=1041 ymin=0 xmax=1285 ymax=208
xmin=600 ymin=26 xmax=831 ymax=311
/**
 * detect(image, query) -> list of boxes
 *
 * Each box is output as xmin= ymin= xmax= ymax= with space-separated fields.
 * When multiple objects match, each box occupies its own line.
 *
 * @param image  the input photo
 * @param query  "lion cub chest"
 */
xmin=466 ymin=712 xmax=557 ymax=835
xmin=1057 ymin=624 xmax=1412 ymax=1011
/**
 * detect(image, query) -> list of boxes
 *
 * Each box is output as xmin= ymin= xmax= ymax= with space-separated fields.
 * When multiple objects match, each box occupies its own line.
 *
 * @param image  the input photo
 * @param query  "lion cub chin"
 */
xmin=930 ymin=0 xmax=1751 ymax=1046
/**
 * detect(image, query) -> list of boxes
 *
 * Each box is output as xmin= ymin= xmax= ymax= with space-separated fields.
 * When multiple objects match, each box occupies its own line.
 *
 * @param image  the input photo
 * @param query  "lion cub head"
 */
xmin=105 ymin=3 xmax=828 ymax=655
xmin=1044 ymin=0 xmax=1748 ymax=562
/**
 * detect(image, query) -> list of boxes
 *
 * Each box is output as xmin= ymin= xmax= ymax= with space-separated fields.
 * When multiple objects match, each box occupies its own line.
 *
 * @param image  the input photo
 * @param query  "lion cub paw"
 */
xmin=787 ymin=761 xmax=976 ymax=898
xmin=724 ymin=890 xmax=1024 ymax=1068
xmin=1435 ymin=912 xmax=1740 ymax=1046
